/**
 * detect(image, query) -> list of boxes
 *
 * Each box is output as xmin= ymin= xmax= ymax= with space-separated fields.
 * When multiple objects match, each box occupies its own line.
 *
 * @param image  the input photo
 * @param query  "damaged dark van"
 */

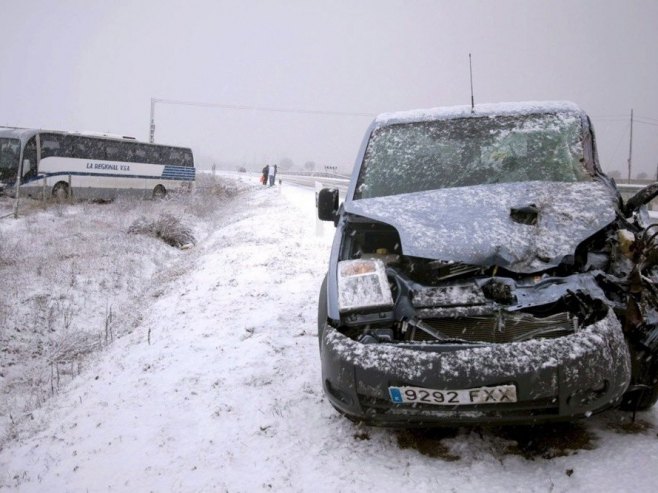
xmin=317 ymin=101 xmax=658 ymax=426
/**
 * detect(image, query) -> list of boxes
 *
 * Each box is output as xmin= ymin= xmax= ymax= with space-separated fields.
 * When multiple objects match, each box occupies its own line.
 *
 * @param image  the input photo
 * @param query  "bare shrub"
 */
xmin=128 ymin=214 xmax=195 ymax=248
xmin=48 ymin=330 xmax=101 ymax=365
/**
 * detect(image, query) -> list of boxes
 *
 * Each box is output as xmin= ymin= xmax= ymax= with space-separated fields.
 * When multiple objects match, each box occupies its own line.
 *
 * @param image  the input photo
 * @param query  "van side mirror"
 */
xmin=318 ymin=188 xmax=339 ymax=223
xmin=624 ymin=182 xmax=658 ymax=216
xmin=22 ymin=159 xmax=30 ymax=177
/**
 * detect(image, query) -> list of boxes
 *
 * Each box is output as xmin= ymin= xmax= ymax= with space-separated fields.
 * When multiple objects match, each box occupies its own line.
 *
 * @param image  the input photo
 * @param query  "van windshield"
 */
xmin=354 ymin=112 xmax=592 ymax=199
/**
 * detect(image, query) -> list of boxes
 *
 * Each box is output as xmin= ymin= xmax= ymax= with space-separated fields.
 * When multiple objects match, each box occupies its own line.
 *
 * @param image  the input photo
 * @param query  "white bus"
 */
xmin=0 ymin=127 xmax=195 ymax=200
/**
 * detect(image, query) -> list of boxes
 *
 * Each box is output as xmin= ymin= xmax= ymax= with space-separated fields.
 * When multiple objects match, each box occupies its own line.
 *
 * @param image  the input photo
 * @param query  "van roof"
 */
xmin=375 ymin=101 xmax=584 ymax=126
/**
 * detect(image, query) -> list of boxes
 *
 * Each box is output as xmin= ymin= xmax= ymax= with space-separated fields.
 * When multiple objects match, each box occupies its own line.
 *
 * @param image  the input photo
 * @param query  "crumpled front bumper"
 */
xmin=320 ymin=310 xmax=631 ymax=426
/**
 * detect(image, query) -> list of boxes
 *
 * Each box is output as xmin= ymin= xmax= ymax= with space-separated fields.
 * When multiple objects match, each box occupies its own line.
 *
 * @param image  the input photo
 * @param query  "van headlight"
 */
xmin=337 ymin=259 xmax=394 ymax=313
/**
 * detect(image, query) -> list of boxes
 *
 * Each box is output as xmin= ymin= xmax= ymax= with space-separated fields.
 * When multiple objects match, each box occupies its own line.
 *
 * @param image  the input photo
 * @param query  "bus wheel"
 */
xmin=52 ymin=182 xmax=69 ymax=201
xmin=153 ymin=185 xmax=167 ymax=199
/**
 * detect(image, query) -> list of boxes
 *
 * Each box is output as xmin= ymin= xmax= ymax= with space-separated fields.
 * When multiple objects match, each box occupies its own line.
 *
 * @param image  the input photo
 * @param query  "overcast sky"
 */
xmin=2 ymin=0 xmax=657 ymax=174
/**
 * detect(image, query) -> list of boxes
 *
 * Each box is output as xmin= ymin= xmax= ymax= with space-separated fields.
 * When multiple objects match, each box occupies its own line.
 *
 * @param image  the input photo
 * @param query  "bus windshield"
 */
xmin=0 ymin=138 xmax=20 ymax=176
xmin=354 ymin=112 xmax=592 ymax=199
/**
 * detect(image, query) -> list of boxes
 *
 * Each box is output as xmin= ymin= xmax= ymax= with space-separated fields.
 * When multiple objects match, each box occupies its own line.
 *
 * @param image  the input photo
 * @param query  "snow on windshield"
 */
xmin=355 ymin=112 xmax=590 ymax=200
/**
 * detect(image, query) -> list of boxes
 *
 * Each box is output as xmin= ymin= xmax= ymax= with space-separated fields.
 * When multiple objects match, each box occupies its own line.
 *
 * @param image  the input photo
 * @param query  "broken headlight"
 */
xmin=337 ymin=259 xmax=394 ymax=313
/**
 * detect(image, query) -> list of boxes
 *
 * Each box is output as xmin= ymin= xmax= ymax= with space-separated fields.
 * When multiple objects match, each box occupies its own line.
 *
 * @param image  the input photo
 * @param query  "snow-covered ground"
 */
xmin=1 ymin=176 xmax=657 ymax=492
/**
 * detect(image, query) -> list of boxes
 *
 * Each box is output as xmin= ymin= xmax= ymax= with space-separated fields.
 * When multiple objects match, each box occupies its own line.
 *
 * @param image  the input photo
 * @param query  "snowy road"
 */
xmin=1 ymin=180 xmax=657 ymax=492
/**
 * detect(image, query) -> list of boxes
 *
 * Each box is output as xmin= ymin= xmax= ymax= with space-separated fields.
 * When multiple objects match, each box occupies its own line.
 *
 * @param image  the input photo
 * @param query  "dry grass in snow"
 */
xmin=0 ymin=174 xmax=249 ymax=447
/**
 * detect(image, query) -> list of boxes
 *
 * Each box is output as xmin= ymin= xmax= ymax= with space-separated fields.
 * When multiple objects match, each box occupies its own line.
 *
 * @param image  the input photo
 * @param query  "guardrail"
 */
xmin=278 ymin=170 xmax=352 ymax=180
xmin=276 ymin=173 xmax=349 ymax=194
xmin=615 ymin=182 xmax=658 ymax=210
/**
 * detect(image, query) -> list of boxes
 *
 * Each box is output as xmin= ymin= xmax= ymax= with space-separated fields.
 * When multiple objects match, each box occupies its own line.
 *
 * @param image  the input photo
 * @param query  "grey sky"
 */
xmin=1 ymin=0 xmax=657 ymax=175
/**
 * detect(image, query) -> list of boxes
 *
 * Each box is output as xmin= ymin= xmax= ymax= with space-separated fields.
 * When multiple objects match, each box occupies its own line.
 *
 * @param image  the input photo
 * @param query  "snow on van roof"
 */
xmin=375 ymin=101 xmax=583 ymax=125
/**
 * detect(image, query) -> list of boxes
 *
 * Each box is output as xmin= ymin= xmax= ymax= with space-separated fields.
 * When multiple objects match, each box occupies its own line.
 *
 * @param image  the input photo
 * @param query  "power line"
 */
xmin=634 ymin=119 xmax=658 ymax=127
xmin=592 ymin=115 xmax=629 ymax=121
xmin=592 ymin=115 xmax=658 ymax=127
xmin=592 ymin=114 xmax=658 ymax=124
xmin=149 ymin=97 xmax=377 ymax=143
xmin=636 ymin=114 xmax=658 ymax=123
xmin=153 ymin=98 xmax=376 ymax=118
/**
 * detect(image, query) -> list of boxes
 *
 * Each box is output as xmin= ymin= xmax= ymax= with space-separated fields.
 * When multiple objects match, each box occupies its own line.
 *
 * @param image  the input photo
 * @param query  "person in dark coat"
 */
xmin=261 ymin=165 xmax=269 ymax=185
xmin=268 ymin=164 xmax=277 ymax=186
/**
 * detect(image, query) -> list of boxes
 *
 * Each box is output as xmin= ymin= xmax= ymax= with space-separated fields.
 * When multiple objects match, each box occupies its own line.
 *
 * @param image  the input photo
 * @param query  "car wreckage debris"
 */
xmin=317 ymin=101 xmax=658 ymax=426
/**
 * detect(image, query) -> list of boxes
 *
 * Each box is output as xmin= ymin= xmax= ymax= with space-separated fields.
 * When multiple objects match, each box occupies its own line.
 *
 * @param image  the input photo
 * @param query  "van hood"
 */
xmin=344 ymin=181 xmax=618 ymax=273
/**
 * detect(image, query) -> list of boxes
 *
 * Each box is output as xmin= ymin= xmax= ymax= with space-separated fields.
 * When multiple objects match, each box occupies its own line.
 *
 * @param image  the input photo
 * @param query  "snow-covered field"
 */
xmin=1 ymin=175 xmax=657 ymax=492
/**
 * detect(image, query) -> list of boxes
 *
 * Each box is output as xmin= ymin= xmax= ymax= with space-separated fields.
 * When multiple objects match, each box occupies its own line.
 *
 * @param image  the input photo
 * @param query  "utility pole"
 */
xmin=149 ymin=98 xmax=157 ymax=143
xmin=627 ymin=108 xmax=633 ymax=183
xmin=13 ymin=166 xmax=21 ymax=219
xmin=469 ymin=53 xmax=475 ymax=114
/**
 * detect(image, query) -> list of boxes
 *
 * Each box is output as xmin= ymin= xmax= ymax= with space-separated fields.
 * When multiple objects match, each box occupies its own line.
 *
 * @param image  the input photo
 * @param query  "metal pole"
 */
xmin=149 ymin=98 xmax=156 ymax=143
xmin=13 ymin=165 xmax=22 ymax=219
xmin=469 ymin=53 xmax=475 ymax=113
xmin=627 ymin=108 xmax=633 ymax=184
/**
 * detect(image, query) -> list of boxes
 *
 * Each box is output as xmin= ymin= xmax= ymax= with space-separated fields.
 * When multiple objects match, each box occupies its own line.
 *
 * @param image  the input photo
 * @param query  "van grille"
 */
xmin=411 ymin=312 xmax=574 ymax=343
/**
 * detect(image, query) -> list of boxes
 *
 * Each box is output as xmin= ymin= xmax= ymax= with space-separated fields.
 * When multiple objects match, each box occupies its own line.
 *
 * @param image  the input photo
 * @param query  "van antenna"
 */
xmin=469 ymin=53 xmax=475 ymax=113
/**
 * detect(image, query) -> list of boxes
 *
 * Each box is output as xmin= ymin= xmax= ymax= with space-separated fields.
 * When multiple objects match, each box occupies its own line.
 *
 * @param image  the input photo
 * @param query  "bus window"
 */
xmin=40 ymin=133 xmax=67 ymax=158
xmin=146 ymin=147 xmax=161 ymax=164
xmin=85 ymin=137 xmax=106 ymax=160
xmin=22 ymin=137 xmax=37 ymax=178
xmin=134 ymin=144 xmax=148 ymax=162
xmin=73 ymin=137 xmax=85 ymax=158
xmin=182 ymin=149 xmax=193 ymax=167
xmin=168 ymin=148 xmax=183 ymax=165
xmin=123 ymin=142 xmax=136 ymax=162
xmin=105 ymin=144 xmax=120 ymax=162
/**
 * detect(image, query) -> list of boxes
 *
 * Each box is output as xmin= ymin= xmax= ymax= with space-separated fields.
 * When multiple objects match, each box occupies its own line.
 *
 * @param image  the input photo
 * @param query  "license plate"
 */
xmin=389 ymin=384 xmax=517 ymax=406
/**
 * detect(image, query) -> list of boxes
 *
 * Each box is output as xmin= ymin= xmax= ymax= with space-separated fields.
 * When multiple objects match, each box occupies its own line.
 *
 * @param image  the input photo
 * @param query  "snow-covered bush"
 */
xmin=128 ymin=214 xmax=195 ymax=248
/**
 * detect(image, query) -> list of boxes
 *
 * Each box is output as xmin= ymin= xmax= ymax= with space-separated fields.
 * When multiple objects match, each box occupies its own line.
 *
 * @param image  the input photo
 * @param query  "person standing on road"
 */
xmin=261 ymin=165 xmax=269 ymax=186
xmin=268 ymin=163 xmax=277 ymax=186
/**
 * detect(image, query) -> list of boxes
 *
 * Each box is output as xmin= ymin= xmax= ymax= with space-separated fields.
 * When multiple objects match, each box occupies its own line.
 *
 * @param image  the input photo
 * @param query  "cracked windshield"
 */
xmin=355 ymin=113 xmax=591 ymax=199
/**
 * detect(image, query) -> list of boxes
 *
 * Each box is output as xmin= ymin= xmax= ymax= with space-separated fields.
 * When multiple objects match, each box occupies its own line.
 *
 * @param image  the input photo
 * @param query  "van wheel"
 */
xmin=153 ymin=185 xmax=167 ymax=199
xmin=52 ymin=182 xmax=69 ymax=200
